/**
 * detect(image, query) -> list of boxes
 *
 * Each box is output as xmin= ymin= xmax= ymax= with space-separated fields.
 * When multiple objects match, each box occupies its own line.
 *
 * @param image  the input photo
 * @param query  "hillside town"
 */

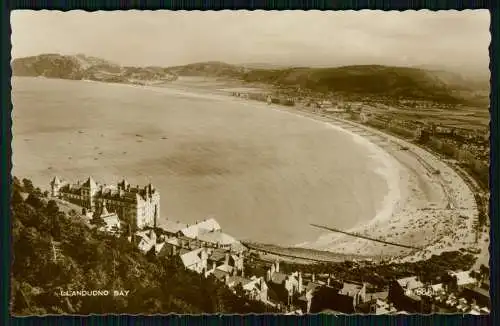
xmin=47 ymin=176 xmax=491 ymax=315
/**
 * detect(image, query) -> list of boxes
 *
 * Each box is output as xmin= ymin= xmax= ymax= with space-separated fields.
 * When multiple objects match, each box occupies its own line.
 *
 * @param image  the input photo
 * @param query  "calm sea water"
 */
xmin=12 ymin=77 xmax=388 ymax=246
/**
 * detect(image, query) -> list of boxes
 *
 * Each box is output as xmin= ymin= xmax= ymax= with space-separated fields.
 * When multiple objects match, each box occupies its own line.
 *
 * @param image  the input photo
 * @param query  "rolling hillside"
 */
xmin=241 ymin=65 xmax=488 ymax=103
xmin=12 ymin=54 xmax=489 ymax=103
xmin=164 ymin=61 xmax=489 ymax=103
xmin=11 ymin=54 xmax=177 ymax=85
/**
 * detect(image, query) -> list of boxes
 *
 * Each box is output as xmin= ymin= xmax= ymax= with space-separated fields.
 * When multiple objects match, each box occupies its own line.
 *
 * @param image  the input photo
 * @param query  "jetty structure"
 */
xmin=310 ymin=223 xmax=424 ymax=251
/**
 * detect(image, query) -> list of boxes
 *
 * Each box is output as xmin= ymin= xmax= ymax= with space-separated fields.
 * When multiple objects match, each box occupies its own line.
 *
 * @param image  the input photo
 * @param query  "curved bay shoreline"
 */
xmin=125 ymin=79 xmax=487 ymax=264
xmin=20 ymin=77 xmax=486 ymax=264
xmin=262 ymin=104 xmax=486 ymax=264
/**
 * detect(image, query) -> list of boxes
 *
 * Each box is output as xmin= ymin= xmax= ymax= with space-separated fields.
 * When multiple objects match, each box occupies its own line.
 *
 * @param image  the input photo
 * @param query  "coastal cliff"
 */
xmin=11 ymin=54 xmax=178 ymax=85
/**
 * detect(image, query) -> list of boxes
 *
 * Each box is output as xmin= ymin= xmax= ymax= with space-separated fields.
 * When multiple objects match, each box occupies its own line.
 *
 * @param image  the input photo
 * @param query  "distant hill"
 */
xmin=165 ymin=61 xmax=249 ymax=78
xmin=240 ymin=65 xmax=489 ymax=104
xmin=12 ymin=54 xmax=489 ymax=104
xmin=164 ymin=61 xmax=489 ymax=104
xmin=11 ymin=54 xmax=178 ymax=85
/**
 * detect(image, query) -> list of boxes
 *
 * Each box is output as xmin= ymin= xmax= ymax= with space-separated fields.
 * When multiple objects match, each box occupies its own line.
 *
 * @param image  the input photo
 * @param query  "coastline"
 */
xmin=259 ymin=105 xmax=407 ymax=248
xmin=270 ymin=106 xmax=483 ymax=262
xmin=15 ymin=76 xmax=484 ymax=263
xmin=83 ymin=78 xmax=484 ymax=261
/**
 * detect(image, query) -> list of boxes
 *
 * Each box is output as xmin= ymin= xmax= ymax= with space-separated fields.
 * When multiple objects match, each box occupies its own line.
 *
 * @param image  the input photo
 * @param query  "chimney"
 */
xmin=275 ymin=259 xmax=280 ymax=273
xmin=224 ymin=253 xmax=229 ymax=267
xmin=312 ymin=274 xmax=315 ymax=283
xmin=327 ymin=277 xmax=331 ymax=287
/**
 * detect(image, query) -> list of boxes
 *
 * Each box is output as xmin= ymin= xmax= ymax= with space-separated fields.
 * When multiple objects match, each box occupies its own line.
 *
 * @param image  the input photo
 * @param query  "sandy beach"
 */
xmin=265 ymin=105 xmax=487 ymax=262
xmin=136 ymin=79 xmax=487 ymax=262
xmin=13 ymin=76 xmax=488 ymax=263
xmin=161 ymin=79 xmax=486 ymax=262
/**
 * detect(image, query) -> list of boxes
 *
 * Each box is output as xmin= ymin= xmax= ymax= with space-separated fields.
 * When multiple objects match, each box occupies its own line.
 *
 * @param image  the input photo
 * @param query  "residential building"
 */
xmin=136 ymin=229 xmax=157 ymax=254
xmin=339 ymin=282 xmax=367 ymax=306
xmin=226 ymin=275 xmax=269 ymax=304
xmin=461 ymin=286 xmax=490 ymax=309
xmin=206 ymin=250 xmax=244 ymax=278
xmin=449 ymin=271 xmax=478 ymax=290
xmin=156 ymin=237 xmax=181 ymax=257
xmin=309 ymin=286 xmax=357 ymax=314
xmin=50 ymin=176 xmax=160 ymax=230
xmin=298 ymin=281 xmax=322 ymax=313
xmin=388 ymin=276 xmax=431 ymax=313
xmin=266 ymin=260 xmax=303 ymax=306
xmin=179 ymin=247 xmax=209 ymax=274
xmin=361 ymin=298 xmax=396 ymax=314
xmin=196 ymin=229 xmax=241 ymax=250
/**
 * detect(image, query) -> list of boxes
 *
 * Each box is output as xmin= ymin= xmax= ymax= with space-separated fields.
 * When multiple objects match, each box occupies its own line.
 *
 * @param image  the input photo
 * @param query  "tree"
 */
xmin=12 ymin=176 xmax=22 ymax=192
xmin=11 ymin=189 xmax=24 ymax=206
xmin=146 ymin=246 xmax=157 ymax=262
xmin=22 ymin=178 xmax=34 ymax=193
xmin=46 ymin=200 xmax=59 ymax=217
xmin=12 ymin=177 xmax=276 ymax=315
xmin=90 ymin=215 xmax=106 ymax=230
xmin=479 ymin=264 xmax=489 ymax=281
xmin=25 ymin=193 xmax=44 ymax=210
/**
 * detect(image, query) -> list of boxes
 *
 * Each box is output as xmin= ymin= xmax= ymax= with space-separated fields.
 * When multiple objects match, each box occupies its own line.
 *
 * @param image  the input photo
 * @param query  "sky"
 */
xmin=11 ymin=10 xmax=490 ymax=75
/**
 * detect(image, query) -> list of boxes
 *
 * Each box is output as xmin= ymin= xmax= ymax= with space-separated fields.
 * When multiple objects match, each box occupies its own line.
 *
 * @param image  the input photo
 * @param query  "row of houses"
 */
xmin=127 ymin=218 xmax=278 ymax=306
xmin=387 ymin=271 xmax=490 ymax=314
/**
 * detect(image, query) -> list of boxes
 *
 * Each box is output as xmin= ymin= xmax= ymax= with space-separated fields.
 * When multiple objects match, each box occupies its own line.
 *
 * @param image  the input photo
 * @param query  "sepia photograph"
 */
xmin=10 ymin=10 xmax=491 ymax=315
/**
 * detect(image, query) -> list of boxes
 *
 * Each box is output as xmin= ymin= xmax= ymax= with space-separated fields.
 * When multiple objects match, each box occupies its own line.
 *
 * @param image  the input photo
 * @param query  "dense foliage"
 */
xmin=11 ymin=177 xmax=272 ymax=315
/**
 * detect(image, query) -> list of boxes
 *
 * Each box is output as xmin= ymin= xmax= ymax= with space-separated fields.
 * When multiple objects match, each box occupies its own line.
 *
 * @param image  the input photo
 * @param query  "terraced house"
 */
xmin=50 ymin=176 xmax=160 ymax=230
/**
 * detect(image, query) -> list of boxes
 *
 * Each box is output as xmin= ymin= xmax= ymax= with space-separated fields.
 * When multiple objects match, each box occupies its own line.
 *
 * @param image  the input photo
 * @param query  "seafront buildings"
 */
xmin=50 ymin=176 xmax=160 ymax=230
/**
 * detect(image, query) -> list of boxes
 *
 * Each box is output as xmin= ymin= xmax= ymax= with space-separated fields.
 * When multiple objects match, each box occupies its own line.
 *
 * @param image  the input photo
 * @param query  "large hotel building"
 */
xmin=50 ymin=176 xmax=160 ymax=230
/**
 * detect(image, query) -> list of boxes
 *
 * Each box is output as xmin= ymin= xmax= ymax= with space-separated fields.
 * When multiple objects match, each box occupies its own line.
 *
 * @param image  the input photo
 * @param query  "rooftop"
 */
xmin=161 ymin=220 xmax=188 ymax=234
xmin=197 ymin=230 xmax=237 ymax=246
xmin=339 ymin=282 xmax=363 ymax=297
xmin=396 ymin=276 xmax=424 ymax=291
xmin=227 ymin=276 xmax=252 ymax=287
xmin=180 ymin=248 xmax=205 ymax=268
xmin=450 ymin=271 xmax=477 ymax=287
xmin=181 ymin=218 xmax=221 ymax=239
xmin=213 ymin=268 xmax=230 ymax=281
xmin=305 ymin=281 xmax=322 ymax=294
xmin=270 ymin=272 xmax=288 ymax=285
